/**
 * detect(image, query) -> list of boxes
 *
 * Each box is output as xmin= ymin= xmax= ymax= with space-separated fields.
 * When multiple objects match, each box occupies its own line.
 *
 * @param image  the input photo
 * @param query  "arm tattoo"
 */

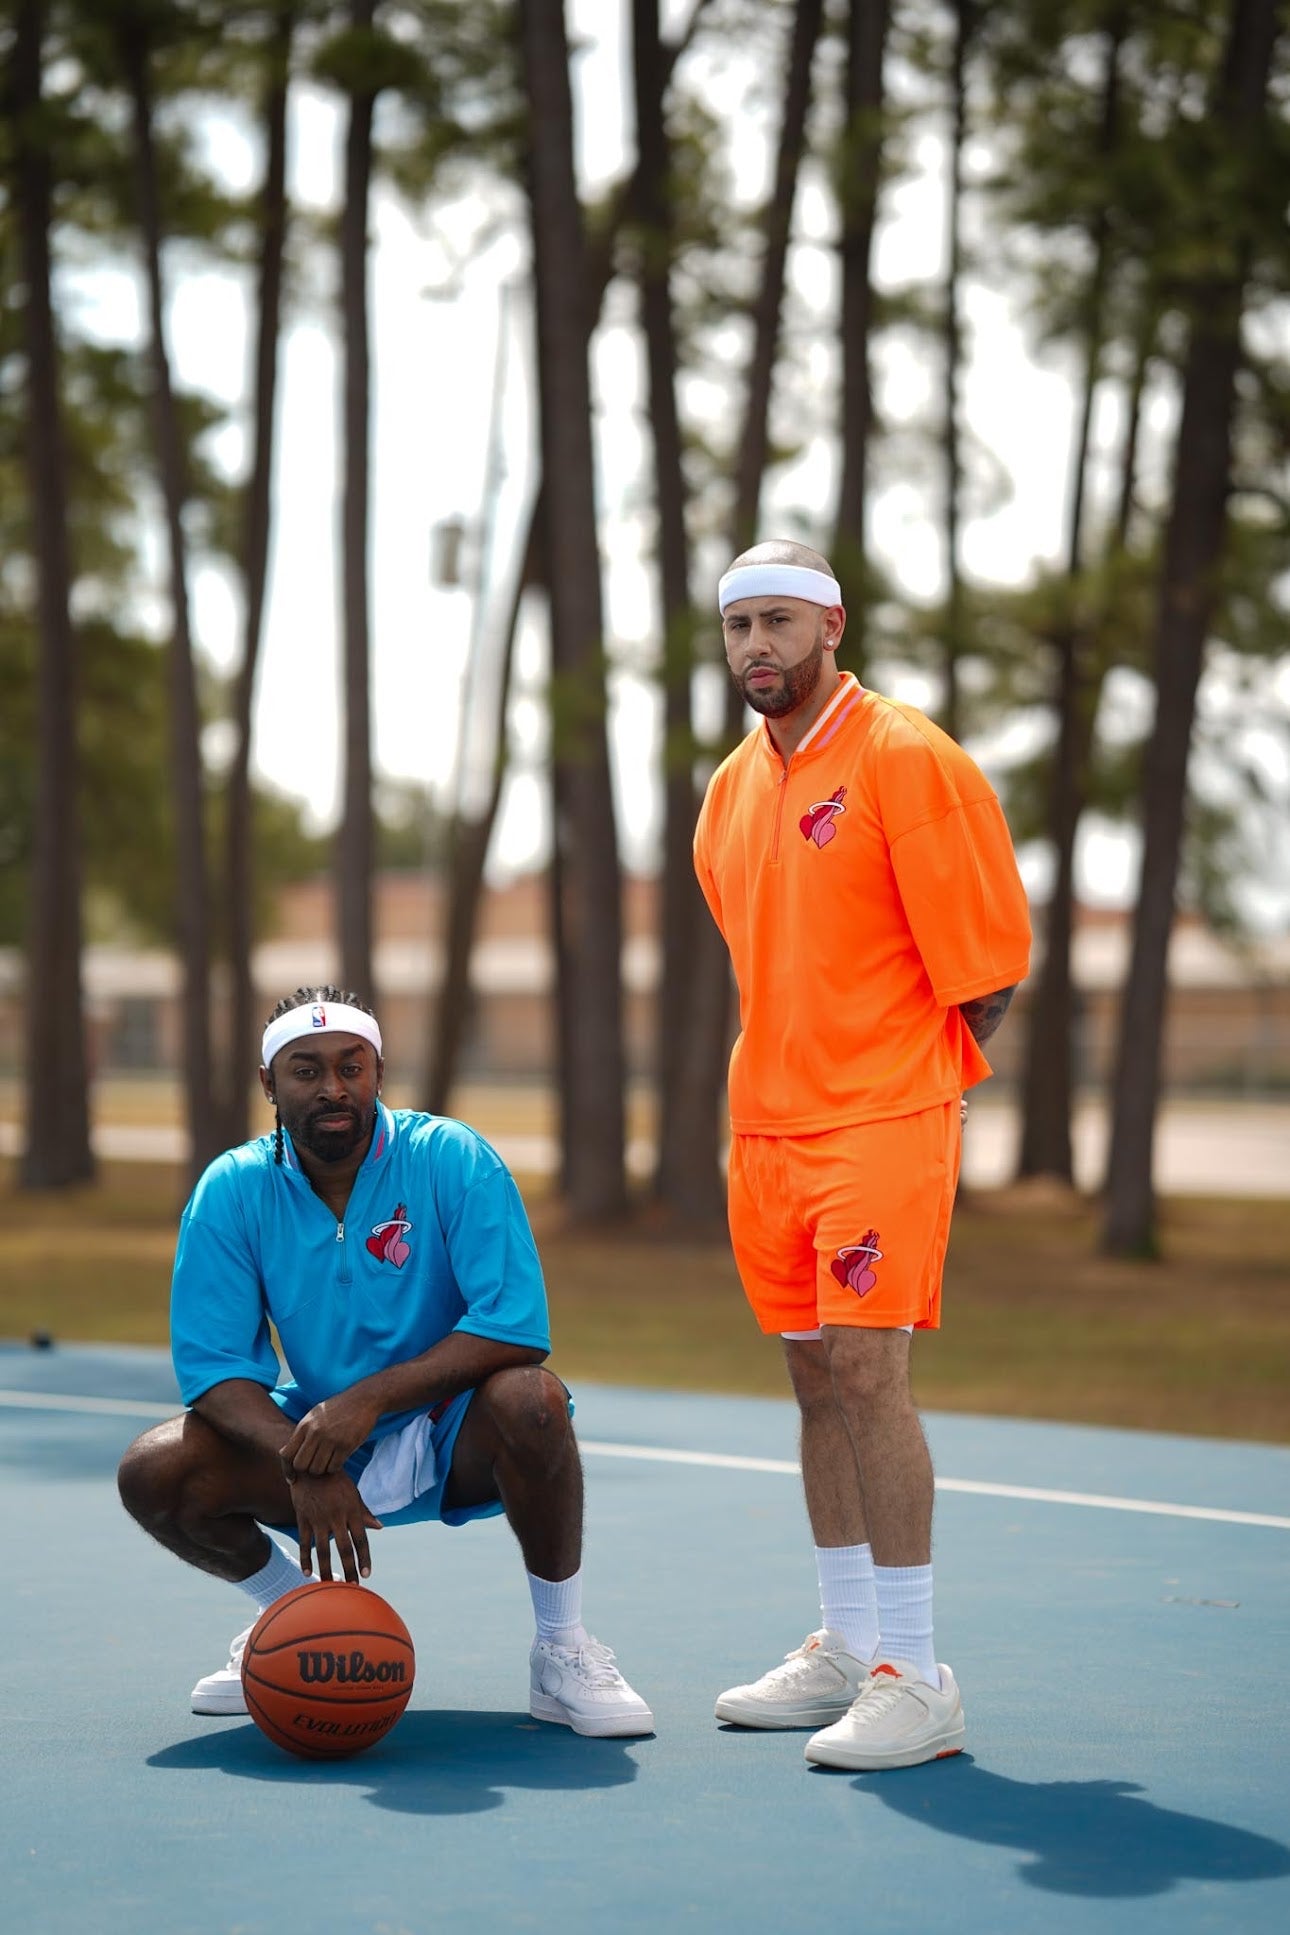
xmin=958 ymin=985 xmax=1017 ymax=1047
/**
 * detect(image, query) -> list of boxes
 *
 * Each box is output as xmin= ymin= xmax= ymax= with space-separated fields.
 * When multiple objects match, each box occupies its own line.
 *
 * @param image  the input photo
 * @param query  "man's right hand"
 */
xmin=287 ymin=1470 xmax=383 ymax=1584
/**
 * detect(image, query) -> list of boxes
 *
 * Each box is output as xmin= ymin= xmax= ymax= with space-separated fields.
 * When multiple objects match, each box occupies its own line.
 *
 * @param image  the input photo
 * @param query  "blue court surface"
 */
xmin=4 ymin=1342 xmax=1289 ymax=1935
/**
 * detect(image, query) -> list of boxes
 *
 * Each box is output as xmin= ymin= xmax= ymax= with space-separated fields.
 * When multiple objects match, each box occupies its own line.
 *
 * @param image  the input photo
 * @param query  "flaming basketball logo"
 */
xmin=831 ymin=1229 xmax=883 ymax=1297
xmin=800 ymin=786 xmax=846 ymax=849
xmin=366 ymin=1203 xmax=413 ymax=1268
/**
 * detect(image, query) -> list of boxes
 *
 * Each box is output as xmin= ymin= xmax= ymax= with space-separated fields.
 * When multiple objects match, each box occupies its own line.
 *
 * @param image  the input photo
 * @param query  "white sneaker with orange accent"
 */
xmin=804 ymin=1658 xmax=966 ymax=1770
xmin=715 ymin=1631 xmax=874 ymax=1729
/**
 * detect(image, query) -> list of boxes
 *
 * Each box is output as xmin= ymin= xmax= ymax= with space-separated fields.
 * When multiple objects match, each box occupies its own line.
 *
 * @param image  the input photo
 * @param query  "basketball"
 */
xmin=241 ymin=1580 xmax=415 ymax=1759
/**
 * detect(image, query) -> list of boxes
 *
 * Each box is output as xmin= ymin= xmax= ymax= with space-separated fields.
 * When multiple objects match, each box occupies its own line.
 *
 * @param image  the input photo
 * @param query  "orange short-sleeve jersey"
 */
xmin=692 ymin=674 xmax=1032 ymax=1134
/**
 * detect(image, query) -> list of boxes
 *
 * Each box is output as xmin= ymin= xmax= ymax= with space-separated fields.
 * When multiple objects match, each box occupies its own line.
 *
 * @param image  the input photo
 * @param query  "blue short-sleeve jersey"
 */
xmin=170 ymin=1103 xmax=551 ymax=1438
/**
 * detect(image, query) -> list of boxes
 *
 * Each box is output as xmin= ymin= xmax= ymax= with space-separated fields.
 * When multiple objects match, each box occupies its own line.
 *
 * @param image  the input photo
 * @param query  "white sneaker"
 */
xmin=804 ymin=1658 xmax=966 ymax=1770
xmin=190 ymin=1625 xmax=252 ymax=1716
xmin=715 ymin=1630 xmax=874 ymax=1729
xmin=529 ymin=1636 xmax=654 ymax=1738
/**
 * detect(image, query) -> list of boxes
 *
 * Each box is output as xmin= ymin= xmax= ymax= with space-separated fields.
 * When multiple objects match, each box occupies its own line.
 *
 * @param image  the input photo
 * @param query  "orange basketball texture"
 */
xmin=241 ymin=1580 xmax=415 ymax=1759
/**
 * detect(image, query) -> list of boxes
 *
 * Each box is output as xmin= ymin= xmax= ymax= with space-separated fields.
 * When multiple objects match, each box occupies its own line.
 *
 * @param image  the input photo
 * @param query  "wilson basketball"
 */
xmin=241 ymin=1580 xmax=415 ymax=1759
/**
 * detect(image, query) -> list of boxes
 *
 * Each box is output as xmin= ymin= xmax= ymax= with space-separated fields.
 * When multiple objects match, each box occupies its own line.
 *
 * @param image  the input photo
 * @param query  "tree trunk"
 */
xmin=1102 ymin=0 xmax=1281 ymax=1256
xmin=14 ymin=0 xmax=94 ymax=1189
xmin=120 ymin=19 xmax=218 ymax=1186
xmin=939 ymin=0 xmax=970 ymax=744
xmin=520 ymin=0 xmax=627 ymax=1221
xmin=677 ymin=0 xmax=826 ymax=1218
xmin=337 ymin=0 xmax=376 ymax=1002
xmin=729 ymin=0 xmax=825 ymax=577
xmin=831 ymin=0 xmax=889 ymax=678
xmin=1016 ymin=11 xmax=1125 ymax=1183
xmin=1111 ymin=298 xmax=1155 ymax=552
xmin=418 ymin=7 xmax=704 ymax=1145
xmin=632 ymin=0 xmax=707 ymax=1216
xmin=425 ymin=520 xmax=533 ymax=1113
xmin=222 ymin=0 xmax=294 ymax=1145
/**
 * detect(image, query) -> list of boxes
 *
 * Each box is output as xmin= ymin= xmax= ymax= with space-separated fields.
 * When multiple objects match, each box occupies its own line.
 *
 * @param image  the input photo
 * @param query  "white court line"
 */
xmin=4 ymin=1390 xmax=1289 ymax=1531
xmin=0 ymin=1389 xmax=177 ymax=1418
xmin=578 ymin=1440 xmax=1290 ymax=1531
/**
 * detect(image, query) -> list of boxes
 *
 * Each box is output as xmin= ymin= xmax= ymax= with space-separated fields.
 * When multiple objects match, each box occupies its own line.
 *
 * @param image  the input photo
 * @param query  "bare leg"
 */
xmin=783 ymin=1337 xmax=868 ymax=1547
xmin=117 ymin=1412 xmax=296 ymax=1582
xmin=443 ymin=1366 xmax=583 ymax=1580
xmin=820 ymin=1327 xmax=933 ymax=1566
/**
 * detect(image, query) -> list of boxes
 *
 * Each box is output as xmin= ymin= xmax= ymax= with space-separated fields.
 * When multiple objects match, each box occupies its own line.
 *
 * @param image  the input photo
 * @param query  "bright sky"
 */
xmin=60 ymin=1 xmax=1203 ymax=910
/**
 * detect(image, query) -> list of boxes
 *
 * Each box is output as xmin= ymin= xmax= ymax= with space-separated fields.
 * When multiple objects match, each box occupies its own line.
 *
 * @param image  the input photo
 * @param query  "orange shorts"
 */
xmin=726 ymin=1103 xmax=961 ymax=1334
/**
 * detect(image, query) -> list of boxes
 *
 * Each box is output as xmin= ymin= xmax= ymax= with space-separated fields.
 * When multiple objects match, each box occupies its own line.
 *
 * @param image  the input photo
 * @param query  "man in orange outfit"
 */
xmin=694 ymin=538 xmax=1031 ymax=1770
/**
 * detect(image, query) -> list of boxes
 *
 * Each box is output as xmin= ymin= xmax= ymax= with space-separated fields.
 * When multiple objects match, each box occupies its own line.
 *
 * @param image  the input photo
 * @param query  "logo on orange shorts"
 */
xmin=831 ymin=1229 xmax=883 ymax=1297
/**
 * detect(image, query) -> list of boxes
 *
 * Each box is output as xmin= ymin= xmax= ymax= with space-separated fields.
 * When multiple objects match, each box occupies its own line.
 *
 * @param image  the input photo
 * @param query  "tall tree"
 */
xmin=830 ymin=0 xmax=889 ymax=675
xmin=114 ymin=0 xmax=220 ymax=1182
xmin=425 ymin=284 xmax=529 ymax=1117
xmin=221 ymin=0 xmax=296 ymax=1146
xmin=519 ymin=0 xmax=628 ymax=1220
xmin=726 ymin=0 xmax=825 ymax=578
xmin=938 ymin=0 xmax=972 ymax=744
xmin=11 ymin=0 xmax=95 ymax=1188
xmin=1016 ymin=5 xmax=1128 ymax=1182
xmin=335 ymin=0 xmax=378 ymax=1003
xmin=672 ymin=0 xmax=827 ymax=1222
xmin=631 ymin=0 xmax=705 ymax=1215
xmin=1103 ymin=0 xmax=1284 ymax=1255
xmin=422 ymin=3 xmax=713 ymax=1126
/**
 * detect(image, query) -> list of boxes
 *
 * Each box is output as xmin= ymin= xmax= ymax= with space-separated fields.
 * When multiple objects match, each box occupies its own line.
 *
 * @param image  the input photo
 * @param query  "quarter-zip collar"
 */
xmin=278 ymin=1098 xmax=398 ymax=1180
xmin=756 ymin=671 xmax=865 ymax=771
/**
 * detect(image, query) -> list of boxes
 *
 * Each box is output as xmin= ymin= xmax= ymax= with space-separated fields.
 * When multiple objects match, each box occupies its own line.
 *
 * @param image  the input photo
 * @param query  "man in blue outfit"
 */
xmin=117 ymin=985 xmax=653 ymax=1738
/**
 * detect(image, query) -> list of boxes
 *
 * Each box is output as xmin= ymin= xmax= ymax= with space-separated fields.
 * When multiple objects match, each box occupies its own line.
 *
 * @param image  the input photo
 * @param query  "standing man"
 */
xmin=117 ymin=986 xmax=652 ymax=1739
xmin=694 ymin=541 xmax=1030 ymax=1770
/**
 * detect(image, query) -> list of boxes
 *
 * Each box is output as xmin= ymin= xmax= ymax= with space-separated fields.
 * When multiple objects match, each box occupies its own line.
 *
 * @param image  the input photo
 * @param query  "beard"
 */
xmin=735 ymin=631 xmax=825 ymax=718
xmin=286 ymin=1102 xmax=374 ymax=1164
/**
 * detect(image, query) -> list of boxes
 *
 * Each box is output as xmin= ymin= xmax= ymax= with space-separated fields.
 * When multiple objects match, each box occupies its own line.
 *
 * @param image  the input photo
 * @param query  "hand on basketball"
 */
xmin=288 ymin=1470 xmax=383 ymax=1584
xmin=281 ymin=1390 xmax=381 ymax=1479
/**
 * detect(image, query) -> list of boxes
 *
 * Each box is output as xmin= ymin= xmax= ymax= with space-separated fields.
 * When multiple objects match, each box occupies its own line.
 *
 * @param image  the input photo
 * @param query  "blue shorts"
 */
xmin=265 ymin=1386 xmax=503 ymax=1534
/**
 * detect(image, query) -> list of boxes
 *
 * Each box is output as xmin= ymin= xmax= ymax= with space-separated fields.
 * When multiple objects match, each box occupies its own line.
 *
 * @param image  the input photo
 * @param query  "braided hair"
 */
xmin=263 ymin=985 xmax=377 ymax=1165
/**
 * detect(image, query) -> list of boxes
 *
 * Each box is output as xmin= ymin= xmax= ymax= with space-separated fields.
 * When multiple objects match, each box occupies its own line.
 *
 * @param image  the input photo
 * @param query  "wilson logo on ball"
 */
xmin=296 ymin=1648 xmax=408 ymax=1685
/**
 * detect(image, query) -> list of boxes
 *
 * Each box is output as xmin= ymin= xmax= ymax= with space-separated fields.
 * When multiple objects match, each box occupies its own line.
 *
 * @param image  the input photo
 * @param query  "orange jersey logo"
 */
xmin=799 ymin=785 xmax=847 ymax=848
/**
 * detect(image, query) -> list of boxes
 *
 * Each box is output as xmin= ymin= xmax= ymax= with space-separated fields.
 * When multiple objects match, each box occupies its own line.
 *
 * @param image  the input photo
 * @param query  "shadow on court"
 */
xmin=823 ymin=1755 xmax=1290 ymax=1899
xmin=147 ymin=1708 xmax=641 ymax=1816
xmin=11 ymin=1355 xmax=1290 ymax=1933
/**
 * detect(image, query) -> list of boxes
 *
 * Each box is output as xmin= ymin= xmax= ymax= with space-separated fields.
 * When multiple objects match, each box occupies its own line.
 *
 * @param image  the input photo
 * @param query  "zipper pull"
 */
xmin=336 ymin=1221 xmax=345 ymax=1243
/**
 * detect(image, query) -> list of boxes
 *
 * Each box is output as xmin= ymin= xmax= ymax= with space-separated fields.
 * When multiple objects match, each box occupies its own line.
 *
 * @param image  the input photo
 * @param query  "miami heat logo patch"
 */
xmin=367 ymin=1203 xmax=412 ymax=1268
xmin=800 ymin=786 xmax=846 ymax=848
xmin=831 ymin=1230 xmax=883 ymax=1298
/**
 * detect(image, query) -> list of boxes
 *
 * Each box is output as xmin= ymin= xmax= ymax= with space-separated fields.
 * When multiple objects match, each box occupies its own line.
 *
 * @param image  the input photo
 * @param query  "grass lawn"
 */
xmin=2 ymin=1159 xmax=1287 ymax=1446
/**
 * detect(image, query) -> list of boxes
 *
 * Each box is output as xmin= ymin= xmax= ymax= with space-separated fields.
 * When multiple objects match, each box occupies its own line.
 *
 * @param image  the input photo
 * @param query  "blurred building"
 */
xmin=1 ymin=874 xmax=1288 ymax=1094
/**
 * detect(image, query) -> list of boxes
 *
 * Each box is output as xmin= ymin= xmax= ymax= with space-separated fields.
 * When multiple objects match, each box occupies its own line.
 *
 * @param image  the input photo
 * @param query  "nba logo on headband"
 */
xmin=261 ymin=999 xmax=383 ymax=1069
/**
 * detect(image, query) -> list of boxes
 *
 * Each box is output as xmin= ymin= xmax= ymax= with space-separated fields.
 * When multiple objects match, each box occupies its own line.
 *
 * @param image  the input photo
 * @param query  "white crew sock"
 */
xmin=873 ymin=1562 xmax=940 ymax=1688
xmin=527 ymin=1568 xmax=587 ymax=1649
xmin=815 ymin=1543 xmax=879 ymax=1662
xmin=235 ymin=1538 xmax=312 ymax=1612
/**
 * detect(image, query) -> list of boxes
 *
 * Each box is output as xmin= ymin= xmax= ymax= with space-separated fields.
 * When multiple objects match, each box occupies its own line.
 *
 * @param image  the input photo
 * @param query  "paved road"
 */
xmin=1 ymin=1098 xmax=1286 ymax=1196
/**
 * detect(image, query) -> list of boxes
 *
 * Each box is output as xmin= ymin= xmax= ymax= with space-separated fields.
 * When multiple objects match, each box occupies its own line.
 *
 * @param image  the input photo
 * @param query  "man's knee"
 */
xmin=821 ymin=1326 xmax=913 ymax=1410
xmin=783 ymin=1336 xmax=834 ymax=1412
xmin=117 ymin=1417 xmax=188 ymax=1526
xmin=117 ymin=1411 xmax=239 ymax=1532
xmin=480 ymin=1365 xmax=573 ymax=1463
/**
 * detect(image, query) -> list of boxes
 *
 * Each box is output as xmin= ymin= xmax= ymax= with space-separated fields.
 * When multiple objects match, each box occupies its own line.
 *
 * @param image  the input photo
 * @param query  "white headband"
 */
xmin=718 ymin=563 xmax=842 ymax=614
xmin=261 ymin=1001 xmax=383 ymax=1069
